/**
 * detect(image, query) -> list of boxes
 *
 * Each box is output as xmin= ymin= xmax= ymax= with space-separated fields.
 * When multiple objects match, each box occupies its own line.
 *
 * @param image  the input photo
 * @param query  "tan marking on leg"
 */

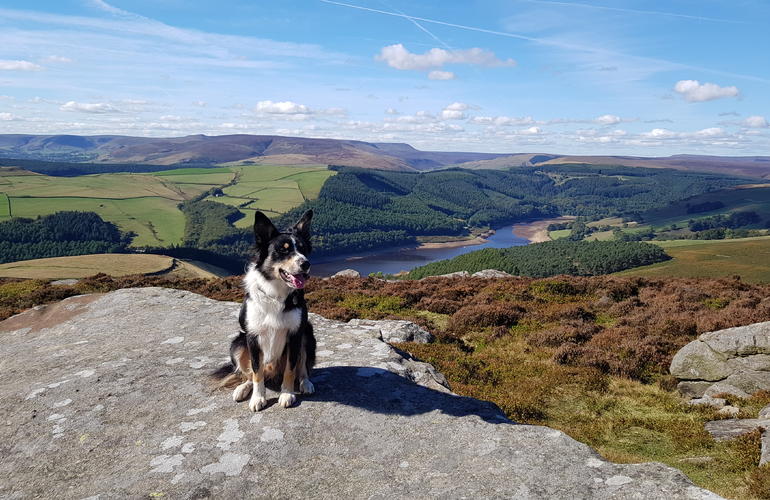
xmin=278 ymin=350 xmax=297 ymax=408
xmin=249 ymin=366 xmax=267 ymax=412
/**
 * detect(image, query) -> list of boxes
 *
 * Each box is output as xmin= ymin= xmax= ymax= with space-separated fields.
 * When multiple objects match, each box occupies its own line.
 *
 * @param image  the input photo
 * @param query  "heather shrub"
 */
xmin=449 ymin=303 xmax=525 ymax=331
xmin=529 ymin=320 xmax=602 ymax=347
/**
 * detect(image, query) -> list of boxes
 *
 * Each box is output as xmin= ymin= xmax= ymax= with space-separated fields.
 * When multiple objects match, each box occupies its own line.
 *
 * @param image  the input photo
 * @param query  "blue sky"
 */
xmin=0 ymin=0 xmax=768 ymax=155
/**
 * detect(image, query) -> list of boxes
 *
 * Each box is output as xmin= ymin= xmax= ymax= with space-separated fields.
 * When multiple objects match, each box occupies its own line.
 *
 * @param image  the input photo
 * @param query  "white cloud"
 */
xmin=471 ymin=115 xmax=537 ymax=127
xmin=192 ymin=100 xmax=207 ymax=107
xmin=43 ymin=55 xmax=73 ymax=64
xmin=695 ymin=127 xmax=725 ymax=137
xmin=428 ymin=70 xmax=456 ymax=80
xmin=594 ymin=114 xmax=621 ymax=125
xmin=520 ymin=126 xmax=542 ymax=135
xmin=0 ymin=112 xmax=19 ymax=121
xmin=673 ymin=80 xmax=740 ymax=102
xmin=744 ymin=115 xmax=769 ymax=128
xmin=255 ymin=100 xmax=310 ymax=114
xmin=60 ymin=101 xmax=120 ymax=113
xmin=385 ymin=108 xmax=399 ymax=115
xmin=376 ymin=44 xmax=515 ymax=71
xmin=643 ymin=128 xmax=677 ymax=138
xmin=0 ymin=60 xmax=43 ymax=71
xmin=160 ymin=115 xmax=184 ymax=122
xmin=439 ymin=102 xmax=469 ymax=120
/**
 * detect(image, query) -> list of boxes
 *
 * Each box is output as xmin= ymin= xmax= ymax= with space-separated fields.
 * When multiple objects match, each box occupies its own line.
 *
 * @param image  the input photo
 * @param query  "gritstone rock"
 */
xmin=331 ymin=269 xmax=361 ymax=278
xmin=0 ymin=288 xmax=720 ymax=499
xmin=670 ymin=321 xmax=770 ymax=399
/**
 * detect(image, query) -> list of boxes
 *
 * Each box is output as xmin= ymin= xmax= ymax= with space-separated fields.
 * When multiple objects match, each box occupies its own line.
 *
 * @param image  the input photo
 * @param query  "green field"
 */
xmin=205 ymin=165 xmax=334 ymax=220
xmin=642 ymin=185 xmax=770 ymax=228
xmin=0 ymin=165 xmax=333 ymax=247
xmin=0 ymin=193 xmax=9 ymax=218
xmin=616 ymin=236 xmax=770 ymax=282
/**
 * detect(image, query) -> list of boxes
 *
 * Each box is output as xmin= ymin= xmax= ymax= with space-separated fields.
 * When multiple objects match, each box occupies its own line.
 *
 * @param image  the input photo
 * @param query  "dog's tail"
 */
xmin=209 ymin=362 xmax=247 ymax=389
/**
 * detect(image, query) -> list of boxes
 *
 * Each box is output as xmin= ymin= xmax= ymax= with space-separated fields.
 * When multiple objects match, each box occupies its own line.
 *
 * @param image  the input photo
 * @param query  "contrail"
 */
xmin=318 ymin=0 xmax=769 ymax=84
xmin=516 ymin=0 xmax=747 ymax=25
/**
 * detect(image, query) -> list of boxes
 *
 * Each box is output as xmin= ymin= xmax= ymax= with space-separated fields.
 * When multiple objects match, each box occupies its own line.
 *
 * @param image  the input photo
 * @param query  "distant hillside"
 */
xmin=0 ymin=134 xmax=510 ymax=171
xmin=456 ymin=154 xmax=770 ymax=179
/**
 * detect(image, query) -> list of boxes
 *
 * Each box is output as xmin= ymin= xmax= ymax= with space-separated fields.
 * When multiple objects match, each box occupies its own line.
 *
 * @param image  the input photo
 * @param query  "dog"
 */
xmin=212 ymin=209 xmax=316 ymax=411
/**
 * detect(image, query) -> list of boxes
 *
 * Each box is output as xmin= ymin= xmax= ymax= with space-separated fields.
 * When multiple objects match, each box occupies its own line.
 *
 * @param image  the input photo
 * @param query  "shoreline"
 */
xmin=511 ymin=216 xmax=576 ymax=243
xmin=416 ymin=235 xmax=488 ymax=250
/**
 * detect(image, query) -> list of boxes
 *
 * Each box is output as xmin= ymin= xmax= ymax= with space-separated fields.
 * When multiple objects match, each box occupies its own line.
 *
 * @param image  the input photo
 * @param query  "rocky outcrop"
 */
xmin=472 ymin=269 xmax=513 ymax=278
xmin=670 ymin=321 xmax=770 ymax=399
xmin=347 ymin=318 xmax=434 ymax=343
xmin=0 ymin=288 xmax=719 ymax=499
xmin=331 ymin=269 xmax=361 ymax=278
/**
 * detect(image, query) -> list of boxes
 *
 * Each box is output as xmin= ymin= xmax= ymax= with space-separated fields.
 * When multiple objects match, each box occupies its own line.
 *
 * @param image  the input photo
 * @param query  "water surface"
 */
xmin=312 ymin=224 xmax=529 ymax=277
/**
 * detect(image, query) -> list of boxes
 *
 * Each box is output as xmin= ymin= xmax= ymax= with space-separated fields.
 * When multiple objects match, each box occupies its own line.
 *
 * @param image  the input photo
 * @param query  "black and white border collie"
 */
xmin=212 ymin=210 xmax=316 ymax=411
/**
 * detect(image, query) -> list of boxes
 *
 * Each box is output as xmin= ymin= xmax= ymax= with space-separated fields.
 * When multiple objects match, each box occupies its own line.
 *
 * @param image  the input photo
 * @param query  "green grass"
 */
xmin=616 ymin=236 xmax=770 ymax=282
xmin=204 ymin=165 xmax=334 ymax=219
xmin=0 ymin=165 xmax=334 ymax=247
xmin=548 ymin=229 xmax=571 ymax=240
xmin=0 ymin=193 xmax=9 ymax=218
xmin=10 ymin=196 xmax=185 ymax=247
xmin=643 ymin=185 xmax=770 ymax=229
xmin=152 ymin=167 xmax=232 ymax=176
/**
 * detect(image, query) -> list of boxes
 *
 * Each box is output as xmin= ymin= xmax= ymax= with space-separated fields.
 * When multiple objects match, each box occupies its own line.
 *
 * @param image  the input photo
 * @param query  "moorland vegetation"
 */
xmin=2 ymin=273 xmax=770 ymax=498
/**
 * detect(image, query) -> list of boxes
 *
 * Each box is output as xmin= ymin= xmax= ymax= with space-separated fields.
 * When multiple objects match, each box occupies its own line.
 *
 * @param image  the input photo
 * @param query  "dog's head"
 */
xmin=252 ymin=210 xmax=313 ymax=290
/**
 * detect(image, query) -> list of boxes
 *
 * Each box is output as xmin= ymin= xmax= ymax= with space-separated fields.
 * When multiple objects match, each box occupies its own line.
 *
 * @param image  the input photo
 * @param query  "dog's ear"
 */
xmin=292 ymin=209 xmax=313 ymax=238
xmin=253 ymin=211 xmax=279 ymax=248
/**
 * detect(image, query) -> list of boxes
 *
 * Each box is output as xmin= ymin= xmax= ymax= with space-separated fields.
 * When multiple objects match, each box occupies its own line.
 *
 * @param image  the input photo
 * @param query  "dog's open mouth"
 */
xmin=279 ymin=269 xmax=309 ymax=289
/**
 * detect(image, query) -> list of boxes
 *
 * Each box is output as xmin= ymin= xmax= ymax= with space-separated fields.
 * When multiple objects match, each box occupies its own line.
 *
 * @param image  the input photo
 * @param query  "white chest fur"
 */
xmin=243 ymin=265 xmax=302 ymax=364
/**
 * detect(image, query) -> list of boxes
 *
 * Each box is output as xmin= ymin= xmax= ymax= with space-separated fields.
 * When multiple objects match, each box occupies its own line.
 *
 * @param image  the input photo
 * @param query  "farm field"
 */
xmin=0 ymin=253 xmax=174 ymax=279
xmin=0 ymin=165 xmax=332 ymax=245
xmin=615 ymin=236 xmax=770 ymax=282
xmin=642 ymin=185 xmax=770 ymax=228
xmin=205 ymin=165 xmax=334 ymax=228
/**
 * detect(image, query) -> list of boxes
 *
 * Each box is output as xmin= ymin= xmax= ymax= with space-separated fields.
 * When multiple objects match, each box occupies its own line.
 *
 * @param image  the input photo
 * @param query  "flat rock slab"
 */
xmin=0 ymin=288 xmax=720 ymax=499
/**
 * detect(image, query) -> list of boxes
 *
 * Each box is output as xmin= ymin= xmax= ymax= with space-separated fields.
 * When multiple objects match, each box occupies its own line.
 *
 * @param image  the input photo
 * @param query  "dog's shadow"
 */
xmin=299 ymin=366 xmax=514 ymax=425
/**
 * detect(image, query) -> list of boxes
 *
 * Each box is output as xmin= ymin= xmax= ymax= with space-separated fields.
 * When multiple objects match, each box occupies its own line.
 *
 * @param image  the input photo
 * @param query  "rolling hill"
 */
xmin=0 ymin=134 xmax=508 ymax=171
xmin=456 ymin=154 xmax=770 ymax=179
xmin=3 ymin=133 xmax=769 ymax=178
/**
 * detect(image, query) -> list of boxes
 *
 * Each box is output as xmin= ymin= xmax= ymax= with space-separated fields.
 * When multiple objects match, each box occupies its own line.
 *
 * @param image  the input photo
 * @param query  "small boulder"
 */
xmin=332 ymin=269 xmax=361 ymax=278
xmin=669 ymin=341 xmax=730 ymax=382
xmin=347 ymin=318 xmax=434 ymax=343
xmin=687 ymin=396 xmax=726 ymax=408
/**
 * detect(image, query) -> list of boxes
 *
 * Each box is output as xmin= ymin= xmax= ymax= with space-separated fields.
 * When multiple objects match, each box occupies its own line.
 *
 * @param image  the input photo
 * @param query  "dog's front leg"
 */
xmin=278 ymin=358 xmax=296 ymax=408
xmin=247 ymin=335 xmax=268 ymax=412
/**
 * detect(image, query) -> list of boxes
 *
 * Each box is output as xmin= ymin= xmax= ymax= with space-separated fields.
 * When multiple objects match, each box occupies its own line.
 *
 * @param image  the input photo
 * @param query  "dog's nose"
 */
xmin=299 ymin=259 xmax=311 ymax=272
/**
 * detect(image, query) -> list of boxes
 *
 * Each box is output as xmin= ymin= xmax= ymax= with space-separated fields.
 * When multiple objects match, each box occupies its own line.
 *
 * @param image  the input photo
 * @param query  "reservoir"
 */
xmin=312 ymin=224 xmax=530 ymax=277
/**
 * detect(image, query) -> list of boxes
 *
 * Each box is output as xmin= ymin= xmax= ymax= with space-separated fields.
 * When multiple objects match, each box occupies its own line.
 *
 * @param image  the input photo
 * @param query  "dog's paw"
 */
xmin=299 ymin=378 xmax=315 ymax=395
xmin=248 ymin=395 xmax=268 ymax=412
xmin=278 ymin=392 xmax=296 ymax=408
xmin=232 ymin=381 xmax=253 ymax=402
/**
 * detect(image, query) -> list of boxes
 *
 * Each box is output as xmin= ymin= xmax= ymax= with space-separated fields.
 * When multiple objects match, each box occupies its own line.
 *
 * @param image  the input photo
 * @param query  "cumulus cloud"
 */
xmin=594 ymin=114 xmax=622 ymax=125
xmin=0 ymin=112 xmax=19 ymax=121
xmin=0 ymin=60 xmax=43 ymax=71
xmin=376 ymin=44 xmax=515 ymax=72
xmin=520 ymin=126 xmax=542 ymax=135
xmin=673 ymin=80 xmax=740 ymax=102
xmin=255 ymin=100 xmax=310 ymax=114
xmin=428 ymin=70 xmax=456 ymax=80
xmin=60 ymin=101 xmax=120 ymax=113
xmin=470 ymin=115 xmax=537 ymax=127
xmin=385 ymin=108 xmax=399 ymax=115
xmin=439 ymin=102 xmax=469 ymax=120
xmin=744 ymin=115 xmax=769 ymax=128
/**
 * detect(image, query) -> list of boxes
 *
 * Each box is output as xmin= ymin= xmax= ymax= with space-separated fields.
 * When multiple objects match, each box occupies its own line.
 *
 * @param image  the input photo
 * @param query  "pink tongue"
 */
xmin=289 ymin=273 xmax=307 ymax=289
